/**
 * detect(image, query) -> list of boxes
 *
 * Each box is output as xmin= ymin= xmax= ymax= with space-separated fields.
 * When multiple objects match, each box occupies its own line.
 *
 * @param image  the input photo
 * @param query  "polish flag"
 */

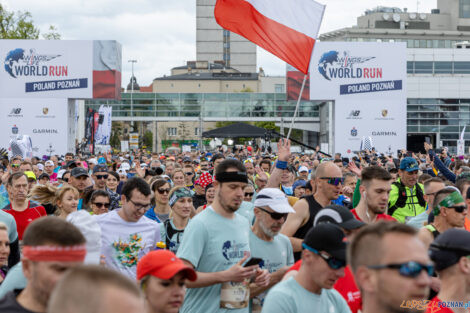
xmin=215 ymin=0 xmax=325 ymax=74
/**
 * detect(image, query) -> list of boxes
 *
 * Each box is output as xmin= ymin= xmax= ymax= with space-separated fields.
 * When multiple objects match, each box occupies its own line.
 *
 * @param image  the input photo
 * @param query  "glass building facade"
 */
xmin=86 ymin=93 xmax=321 ymax=119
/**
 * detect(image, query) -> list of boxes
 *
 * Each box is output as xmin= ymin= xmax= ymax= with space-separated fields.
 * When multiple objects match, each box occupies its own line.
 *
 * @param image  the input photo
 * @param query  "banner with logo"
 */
xmin=0 ymin=40 xmax=121 ymax=99
xmin=95 ymin=105 xmax=112 ymax=145
xmin=309 ymin=42 xmax=406 ymax=154
xmin=0 ymin=98 xmax=68 ymax=157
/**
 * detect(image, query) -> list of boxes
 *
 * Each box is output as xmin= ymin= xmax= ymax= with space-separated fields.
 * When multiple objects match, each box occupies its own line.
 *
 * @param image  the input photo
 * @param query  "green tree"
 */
xmin=0 ymin=4 xmax=60 ymax=39
xmin=142 ymin=131 xmax=153 ymax=151
xmin=110 ymin=122 xmax=123 ymax=150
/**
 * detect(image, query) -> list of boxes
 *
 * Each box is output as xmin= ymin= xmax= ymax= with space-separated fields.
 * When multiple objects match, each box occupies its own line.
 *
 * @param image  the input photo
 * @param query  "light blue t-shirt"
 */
xmin=0 ymin=209 xmax=17 ymax=242
xmin=261 ymin=277 xmax=351 ymax=313
xmin=249 ymin=231 xmax=294 ymax=312
xmin=177 ymin=206 xmax=252 ymax=313
xmin=0 ymin=263 xmax=27 ymax=298
xmin=238 ymin=201 xmax=255 ymax=225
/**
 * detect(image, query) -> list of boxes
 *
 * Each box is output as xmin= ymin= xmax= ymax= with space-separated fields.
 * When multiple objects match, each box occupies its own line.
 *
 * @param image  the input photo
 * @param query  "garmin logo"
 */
xmin=372 ymin=131 xmax=397 ymax=136
xmin=33 ymin=129 xmax=58 ymax=134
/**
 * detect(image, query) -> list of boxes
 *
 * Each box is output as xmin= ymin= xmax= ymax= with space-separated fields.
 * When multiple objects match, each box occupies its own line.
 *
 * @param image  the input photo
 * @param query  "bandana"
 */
xmin=23 ymin=245 xmax=87 ymax=262
xmin=169 ymin=188 xmax=193 ymax=207
xmin=195 ymin=172 xmax=213 ymax=188
xmin=215 ymin=171 xmax=248 ymax=183
xmin=433 ymin=191 xmax=465 ymax=216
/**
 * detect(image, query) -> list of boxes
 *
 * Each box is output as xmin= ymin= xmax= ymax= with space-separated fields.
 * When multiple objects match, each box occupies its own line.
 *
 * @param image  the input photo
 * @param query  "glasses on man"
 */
xmin=157 ymin=188 xmax=170 ymax=195
xmin=93 ymin=202 xmax=110 ymax=209
xmin=302 ymin=243 xmax=346 ymax=270
xmin=11 ymin=164 xmax=20 ymax=168
xmin=185 ymin=172 xmax=194 ymax=176
xmin=319 ymin=177 xmax=344 ymax=186
xmin=448 ymin=205 xmax=467 ymax=213
xmin=245 ymin=192 xmax=254 ymax=197
xmin=96 ymin=174 xmax=109 ymax=180
xmin=257 ymin=207 xmax=288 ymax=220
xmin=128 ymin=199 xmax=152 ymax=211
xmin=368 ymin=261 xmax=434 ymax=278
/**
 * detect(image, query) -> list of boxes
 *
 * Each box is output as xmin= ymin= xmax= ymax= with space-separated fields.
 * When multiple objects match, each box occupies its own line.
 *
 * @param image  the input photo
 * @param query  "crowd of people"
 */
xmin=0 ymin=139 xmax=468 ymax=313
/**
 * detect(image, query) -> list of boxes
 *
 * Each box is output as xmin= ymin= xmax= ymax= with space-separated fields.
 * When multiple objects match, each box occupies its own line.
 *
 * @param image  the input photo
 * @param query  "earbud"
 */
xmin=363 ymin=191 xmax=367 ymax=198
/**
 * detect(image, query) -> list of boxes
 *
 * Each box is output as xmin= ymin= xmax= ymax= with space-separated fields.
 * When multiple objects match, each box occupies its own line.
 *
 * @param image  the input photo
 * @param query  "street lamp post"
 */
xmin=128 ymin=59 xmax=137 ymax=127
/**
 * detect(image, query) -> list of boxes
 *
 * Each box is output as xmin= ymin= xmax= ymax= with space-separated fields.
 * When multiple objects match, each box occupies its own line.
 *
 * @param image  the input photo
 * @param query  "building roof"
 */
xmin=154 ymin=72 xmax=259 ymax=81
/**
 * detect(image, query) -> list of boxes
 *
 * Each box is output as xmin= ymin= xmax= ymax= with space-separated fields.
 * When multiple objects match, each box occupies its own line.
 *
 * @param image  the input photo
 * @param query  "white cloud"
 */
xmin=2 ymin=0 xmax=437 ymax=86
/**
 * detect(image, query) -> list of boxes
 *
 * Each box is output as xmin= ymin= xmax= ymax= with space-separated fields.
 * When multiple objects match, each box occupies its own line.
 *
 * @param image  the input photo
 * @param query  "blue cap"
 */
xmin=292 ymin=180 xmax=307 ymax=191
xmin=98 ymin=157 xmax=107 ymax=164
xmin=399 ymin=157 xmax=419 ymax=172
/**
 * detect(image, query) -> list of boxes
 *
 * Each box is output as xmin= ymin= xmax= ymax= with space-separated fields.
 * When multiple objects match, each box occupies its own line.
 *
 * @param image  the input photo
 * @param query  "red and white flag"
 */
xmin=215 ymin=0 xmax=325 ymax=74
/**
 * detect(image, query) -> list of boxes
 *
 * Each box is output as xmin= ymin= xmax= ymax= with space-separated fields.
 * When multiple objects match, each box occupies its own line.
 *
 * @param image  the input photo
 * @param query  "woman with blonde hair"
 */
xmin=29 ymin=184 xmax=79 ymax=218
xmin=0 ymin=222 xmax=10 ymax=285
xmin=161 ymin=187 xmax=193 ymax=253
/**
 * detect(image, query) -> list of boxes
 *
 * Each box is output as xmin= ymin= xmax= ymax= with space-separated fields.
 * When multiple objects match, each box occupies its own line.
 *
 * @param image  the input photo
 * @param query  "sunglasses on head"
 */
xmin=258 ymin=207 xmax=288 ymax=220
xmin=448 ymin=205 xmax=467 ymax=213
xmin=245 ymin=192 xmax=254 ymax=197
xmin=302 ymin=243 xmax=345 ymax=270
xmin=320 ymin=177 xmax=344 ymax=186
xmin=157 ymin=188 xmax=170 ymax=194
xmin=94 ymin=202 xmax=110 ymax=208
xmin=368 ymin=261 xmax=434 ymax=278
xmin=96 ymin=174 xmax=109 ymax=180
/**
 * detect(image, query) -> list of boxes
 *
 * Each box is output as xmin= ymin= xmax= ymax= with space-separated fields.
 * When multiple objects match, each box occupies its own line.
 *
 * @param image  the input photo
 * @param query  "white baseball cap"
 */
xmin=254 ymin=188 xmax=295 ymax=214
xmin=88 ymin=158 xmax=98 ymax=165
xmin=120 ymin=162 xmax=130 ymax=171
xmin=298 ymin=166 xmax=309 ymax=173
xmin=45 ymin=160 xmax=54 ymax=166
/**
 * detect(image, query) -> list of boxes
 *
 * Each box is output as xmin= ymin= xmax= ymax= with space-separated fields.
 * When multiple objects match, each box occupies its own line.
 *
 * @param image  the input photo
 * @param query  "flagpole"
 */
xmin=287 ymin=73 xmax=307 ymax=140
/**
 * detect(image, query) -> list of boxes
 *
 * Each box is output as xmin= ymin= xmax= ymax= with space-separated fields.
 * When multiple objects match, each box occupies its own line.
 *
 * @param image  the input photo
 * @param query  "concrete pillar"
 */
xmin=152 ymin=121 xmax=158 ymax=153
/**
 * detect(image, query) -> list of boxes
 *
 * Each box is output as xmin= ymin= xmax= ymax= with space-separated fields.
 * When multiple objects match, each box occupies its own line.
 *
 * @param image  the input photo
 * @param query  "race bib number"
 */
xmin=220 ymin=280 xmax=250 ymax=309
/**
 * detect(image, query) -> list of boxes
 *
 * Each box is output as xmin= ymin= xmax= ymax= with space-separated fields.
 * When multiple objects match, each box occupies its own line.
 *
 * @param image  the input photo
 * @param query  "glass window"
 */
xmin=460 ymin=0 xmax=470 ymax=18
xmin=445 ymin=40 xmax=452 ymax=48
xmin=414 ymin=62 xmax=433 ymax=74
xmin=407 ymin=39 xmax=414 ymax=48
xmin=195 ymin=128 xmax=200 ymax=136
xmin=454 ymin=62 xmax=470 ymax=74
xmin=426 ymin=40 xmax=433 ymax=48
xmin=419 ymin=40 xmax=426 ymax=48
xmin=167 ymin=128 xmax=177 ymax=137
xmin=434 ymin=62 xmax=453 ymax=74
xmin=438 ymin=40 xmax=445 ymax=48
xmin=275 ymin=84 xmax=284 ymax=93
xmin=407 ymin=61 xmax=414 ymax=74
xmin=433 ymin=40 xmax=439 ymax=48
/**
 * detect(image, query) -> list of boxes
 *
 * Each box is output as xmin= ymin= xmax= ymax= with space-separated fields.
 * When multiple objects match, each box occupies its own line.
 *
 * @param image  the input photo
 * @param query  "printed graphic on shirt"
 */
xmin=222 ymin=240 xmax=248 ymax=264
xmin=112 ymin=233 xmax=144 ymax=267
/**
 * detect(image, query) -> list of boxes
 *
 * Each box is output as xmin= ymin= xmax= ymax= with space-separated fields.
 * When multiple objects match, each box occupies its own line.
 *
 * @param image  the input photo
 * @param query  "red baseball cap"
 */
xmin=137 ymin=250 xmax=197 ymax=281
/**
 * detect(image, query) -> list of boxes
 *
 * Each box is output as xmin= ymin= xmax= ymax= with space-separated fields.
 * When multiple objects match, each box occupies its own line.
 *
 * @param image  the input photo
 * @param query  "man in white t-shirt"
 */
xmin=96 ymin=177 xmax=161 ymax=279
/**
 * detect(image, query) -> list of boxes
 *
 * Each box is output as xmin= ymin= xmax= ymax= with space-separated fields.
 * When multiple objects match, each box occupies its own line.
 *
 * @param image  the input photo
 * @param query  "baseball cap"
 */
xmin=37 ymin=163 xmax=44 ymax=171
xmin=137 ymin=250 xmax=197 ymax=281
xmin=399 ymin=157 xmax=419 ymax=172
xmin=93 ymin=164 xmax=108 ymax=174
xmin=298 ymin=166 xmax=309 ymax=173
xmin=429 ymin=228 xmax=470 ymax=271
xmin=120 ymin=162 xmax=131 ymax=171
xmin=292 ymin=180 xmax=307 ymax=192
xmin=71 ymin=167 xmax=89 ymax=178
xmin=183 ymin=156 xmax=192 ymax=163
xmin=313 ymin=205 xmax=365 ymax=230
xmin=254 ymin=188 xmax=295 ymax=214
xmin=88 ymin=158 xmax=98 ymax=165
xmin=65 ymin=160 xmax=78 ymax=169
xmin=24 ymin=171 xmax=36 ymax=181
xmin=303 ymin=223 xmax=347 ymax=262
xmin=45 ymin=160 xmax=54 ymax=167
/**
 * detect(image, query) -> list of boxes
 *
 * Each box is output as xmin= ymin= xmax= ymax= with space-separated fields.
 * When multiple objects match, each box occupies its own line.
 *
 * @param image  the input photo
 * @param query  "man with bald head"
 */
xmin=281 ymin=161 xmax=343 ymax=260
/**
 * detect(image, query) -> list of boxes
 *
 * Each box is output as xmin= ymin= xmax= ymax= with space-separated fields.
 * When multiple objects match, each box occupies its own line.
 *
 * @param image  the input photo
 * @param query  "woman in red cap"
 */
xmin=137 ymin=250 xmax=197 ymax=313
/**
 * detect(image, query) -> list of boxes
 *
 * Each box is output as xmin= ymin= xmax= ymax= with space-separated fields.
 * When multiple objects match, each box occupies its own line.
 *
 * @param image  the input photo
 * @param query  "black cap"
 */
xmin=314 ymin=205 xmax=365 ymax=230
xmin=303 ymin=224 xmax=347 ymax=262
xmin=71 ymin=167 xmax=89 ymax=178
xmin=93 ymin=164 xmax=108 ymax=174
xmin=183 ymin=156 xmax=192 ymax=163
xmin=429 ymin=228 xmax=470 ymax=271
xmin=65 ymin=160 xmax=78 ymax=169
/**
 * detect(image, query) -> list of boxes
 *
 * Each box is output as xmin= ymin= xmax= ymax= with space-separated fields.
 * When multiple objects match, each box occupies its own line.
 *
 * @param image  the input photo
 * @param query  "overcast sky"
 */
xmin=2 ymin=0 xmax=437 ymax=88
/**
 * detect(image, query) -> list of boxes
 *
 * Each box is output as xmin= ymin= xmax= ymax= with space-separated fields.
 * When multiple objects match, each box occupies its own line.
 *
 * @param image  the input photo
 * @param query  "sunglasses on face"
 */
xmin=185 ymin=172 xmax=194 ymax=176
xmin=302 ymin=243 xmax=346 ymax=270
xmin=94 ymin=202 xmax=110 ymax=208
xmin=11 ymin=164 xmax=20 ymax=168
xmin=96 ymin=174 xmax=108 ymax=180
xmin=245 ymin=192 xmax=254 ymax=197
xmin=157 ymin=188 xmax=170 ymax=194
xmin=319 ymin=177 xmax=344 ymax=186
xmin=368 ymin=261 xmax=434 ymax=278
xmin=258 ymin=207 xmax=288 ymax=220
xmin=448 ymin=205 xmax=467 ymax=213
xmin=62 ymin=178 xmax=69 ymax=183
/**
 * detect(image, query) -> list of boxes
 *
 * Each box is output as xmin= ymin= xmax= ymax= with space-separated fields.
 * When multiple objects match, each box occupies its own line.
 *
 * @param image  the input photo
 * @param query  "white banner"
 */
xmin=0 ymin=98 xmax=68 ymax=157
xmin=310 ymin=42 xmax=407 ymax=155
xmin=0 ymin=40 xmax=121 ymax=99
xmin=95 ymin=105 xmax=112 ymax=145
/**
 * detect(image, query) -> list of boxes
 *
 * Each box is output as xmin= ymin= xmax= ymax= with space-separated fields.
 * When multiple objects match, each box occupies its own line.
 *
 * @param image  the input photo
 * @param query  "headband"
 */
xmin=433 ymin=191 xmax=465 ymax=216
xmin=215 ymin=171 xmax=248 ymax=183
xmin=23 ymin=245 xmax=87 ymax=262
xmin=169 ymin=188 xmax=193 ymax=207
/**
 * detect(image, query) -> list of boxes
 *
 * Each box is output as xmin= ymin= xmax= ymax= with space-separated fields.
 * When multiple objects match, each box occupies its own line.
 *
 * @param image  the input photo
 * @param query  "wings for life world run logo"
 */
xmin=222 ymin=240 xmax=248 ymax=263
xmin=4 ymin=48 xmax=64 ymax=78
xmin=318 ymin=51 xmax=378 ymax=81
